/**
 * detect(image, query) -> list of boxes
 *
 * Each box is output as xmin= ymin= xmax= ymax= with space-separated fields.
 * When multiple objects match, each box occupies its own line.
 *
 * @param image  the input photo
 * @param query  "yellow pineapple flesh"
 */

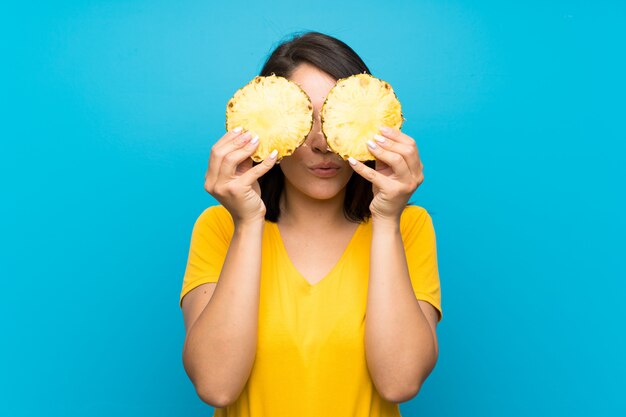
xmin=321 ymin=74 xmax=403 ymax=161
xmin=226 ymin=75 xmax=313 ymax=162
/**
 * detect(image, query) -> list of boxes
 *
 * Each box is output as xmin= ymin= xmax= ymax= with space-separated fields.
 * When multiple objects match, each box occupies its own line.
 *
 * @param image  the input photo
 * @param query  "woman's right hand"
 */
xmin=204 ymin=128 xmax=278 ymax=226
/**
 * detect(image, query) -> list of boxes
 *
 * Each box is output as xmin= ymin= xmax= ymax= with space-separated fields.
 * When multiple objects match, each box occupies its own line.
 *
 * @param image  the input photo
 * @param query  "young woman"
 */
xmin=179 ymin=32 xmax=443 ymax=417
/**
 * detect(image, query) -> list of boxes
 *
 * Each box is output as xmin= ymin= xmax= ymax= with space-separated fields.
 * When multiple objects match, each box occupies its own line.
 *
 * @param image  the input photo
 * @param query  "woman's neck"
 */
xmin=278 ymin=187 xmax=349 ymax=230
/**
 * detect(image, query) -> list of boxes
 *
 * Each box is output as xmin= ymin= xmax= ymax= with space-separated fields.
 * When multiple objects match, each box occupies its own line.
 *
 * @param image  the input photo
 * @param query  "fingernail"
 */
xmin=373 ymin=134 xmax=386 ymax=143
xmin=250 ymin=135 xmax=259 ymax=145
xmin=367 ymin=140 xmax=377 ymax=149
xmin=379 ymin=126 xmax=392 ymax=134
xmin=348 ymin=156 xmax=357 ymax=166
xmin=232 ymin=126 xmax=243 ymax=133
xmin=269 ymin=149 xmax=278 ymax=159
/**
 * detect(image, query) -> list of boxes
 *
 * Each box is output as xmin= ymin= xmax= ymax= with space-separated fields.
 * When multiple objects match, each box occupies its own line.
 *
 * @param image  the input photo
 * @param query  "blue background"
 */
xmin=2 ymin=1 xmax=625 ymax=416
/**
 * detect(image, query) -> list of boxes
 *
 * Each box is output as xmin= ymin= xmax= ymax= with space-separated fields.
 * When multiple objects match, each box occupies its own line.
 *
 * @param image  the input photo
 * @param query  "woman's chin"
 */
xmin=289 ymin=184 xmax=345 ymax=202
xmin=302 ymin=187 xmax=342 ymax=201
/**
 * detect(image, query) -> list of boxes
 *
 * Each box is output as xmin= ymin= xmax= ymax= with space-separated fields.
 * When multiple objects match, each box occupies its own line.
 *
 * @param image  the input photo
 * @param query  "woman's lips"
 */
xmin=309 ymin=165 xmax=341 ymax=177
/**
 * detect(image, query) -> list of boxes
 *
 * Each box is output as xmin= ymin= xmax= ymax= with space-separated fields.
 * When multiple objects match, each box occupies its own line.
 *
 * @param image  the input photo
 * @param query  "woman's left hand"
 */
xmin=348 ymin=127 xmax=424 ymax=223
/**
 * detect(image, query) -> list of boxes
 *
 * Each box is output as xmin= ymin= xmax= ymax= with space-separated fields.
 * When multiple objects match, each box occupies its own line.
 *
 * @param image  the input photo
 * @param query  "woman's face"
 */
xmin=280 ymin=63 xmax=353 ymax=202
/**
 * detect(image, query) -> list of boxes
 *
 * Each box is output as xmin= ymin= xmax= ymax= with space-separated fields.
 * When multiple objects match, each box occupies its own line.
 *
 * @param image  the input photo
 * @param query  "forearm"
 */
xmin=365 ymin=219 xmax=437 ymax=403
xmin=183 ymin=220 xmax=264 ymax=406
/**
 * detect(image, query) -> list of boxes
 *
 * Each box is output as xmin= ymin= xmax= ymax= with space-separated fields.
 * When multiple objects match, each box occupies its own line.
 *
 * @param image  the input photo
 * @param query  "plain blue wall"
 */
xmin=2 ymin=1 xmax=625 ymax=416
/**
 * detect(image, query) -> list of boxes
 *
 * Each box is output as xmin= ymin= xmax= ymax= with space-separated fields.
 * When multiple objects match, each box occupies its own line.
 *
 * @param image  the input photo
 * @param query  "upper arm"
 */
xmin=402 ymin=206 xmax=443 ymax=323
xmin=418 ymin=299 xmax=439 ymax=357
xmin=179 ymin=206 xmax=233 ymax=332
xmin=182 ymin=282 xmax=218 ymax=334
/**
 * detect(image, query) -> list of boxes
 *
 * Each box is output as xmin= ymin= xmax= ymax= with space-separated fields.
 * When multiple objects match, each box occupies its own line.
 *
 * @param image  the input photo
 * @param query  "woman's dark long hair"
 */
xmin=258 ymin=31 xmax=375 ymax=223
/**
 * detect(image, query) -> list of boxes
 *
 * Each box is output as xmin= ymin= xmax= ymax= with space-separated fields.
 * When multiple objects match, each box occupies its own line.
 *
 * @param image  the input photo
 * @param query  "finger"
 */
xmin=373 ymin=133 xmax=418 ymax=160
xmin=239 ymin=149 xmax=280 ymax=185
xmin=212 ymin=126 xmax=245 ymax=149
xmin=217 ymin=135 xmax=261 ymax=180
xmin=205 ymin=129 xmax=251 ymax=184
xmin=214 ymin=131 xmax=254 ymax=160
xmin=208 ymin=132 xmax=255 ymax=181
xmin=378 ymin=126 xmax=414 ymax=146
xmin=347 ymin=156 xmax=393 ymax=189
xmin=372 ymin=133 xmax=422 ymax=179
xmin=365 ymin=140 xmax=411 ymax=178
xmin=235 ymin=157 xmax=254 ymax=176
xmin=214 ymin=129 xmax=252 ymax=152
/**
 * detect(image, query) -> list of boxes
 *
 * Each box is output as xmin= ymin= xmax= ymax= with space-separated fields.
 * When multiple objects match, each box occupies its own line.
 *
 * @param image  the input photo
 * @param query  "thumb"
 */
xmin=240 ymin=149 xmax=279 ymax=185
xmin=235 ymin=158 xmax=254 ymax=175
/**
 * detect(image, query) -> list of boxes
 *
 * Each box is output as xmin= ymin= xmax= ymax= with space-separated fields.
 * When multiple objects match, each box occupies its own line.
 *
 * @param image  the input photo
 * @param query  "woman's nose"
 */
xmin=306 ymin=117 xmax=331 ymax=153
xmin=309 ymin=133 xmax=331 ymax=153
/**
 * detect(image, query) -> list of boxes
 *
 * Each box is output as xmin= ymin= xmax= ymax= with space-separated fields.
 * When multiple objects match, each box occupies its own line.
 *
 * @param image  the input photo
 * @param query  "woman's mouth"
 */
xmin=309 ymin=163 xmax=341 ymax=178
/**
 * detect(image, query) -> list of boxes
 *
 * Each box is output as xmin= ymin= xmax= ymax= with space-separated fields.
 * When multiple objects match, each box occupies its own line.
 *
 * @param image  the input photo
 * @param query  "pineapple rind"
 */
xmin=226 ymin=75 xmax=313 ymax=162
xmin=321 ymin=74 xmax=403 ymax=161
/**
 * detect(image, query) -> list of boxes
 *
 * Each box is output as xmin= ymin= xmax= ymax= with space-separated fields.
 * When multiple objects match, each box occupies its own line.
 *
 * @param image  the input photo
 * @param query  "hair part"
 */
xmin=258 ymin=31 xmax=375 ymax=223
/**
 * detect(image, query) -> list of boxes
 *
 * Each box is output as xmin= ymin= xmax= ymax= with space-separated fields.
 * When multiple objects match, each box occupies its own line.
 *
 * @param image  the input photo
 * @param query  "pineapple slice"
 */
xmin=321 ymin=74 xmax=403 ymax=161
xmin=226 ymin=75 xmax=313 ymax=162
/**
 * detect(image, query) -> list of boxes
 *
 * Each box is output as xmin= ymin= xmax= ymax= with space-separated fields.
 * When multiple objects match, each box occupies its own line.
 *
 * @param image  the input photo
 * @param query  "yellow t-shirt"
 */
xmin=180 ymin=205 xmax=443 ymax=417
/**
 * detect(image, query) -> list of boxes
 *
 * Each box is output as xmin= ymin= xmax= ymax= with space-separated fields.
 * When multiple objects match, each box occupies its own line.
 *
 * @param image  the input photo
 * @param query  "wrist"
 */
xmin=233 ymin=215 xmax=266 ymax=232
xmin=371 ymin=215 xmax=401 ymax=232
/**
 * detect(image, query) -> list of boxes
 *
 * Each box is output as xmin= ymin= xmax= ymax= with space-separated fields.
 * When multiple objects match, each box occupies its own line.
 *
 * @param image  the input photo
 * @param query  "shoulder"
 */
xmin=197 ymin=205 xmax=233 ymax=223
xmin=401 ymin=204 xmax=429 ymax=219
xmin=400 ymin=205 xmax=432 ymax=230
xmin=399 ymin=205 xmax=437 ymax=245
xmin=194 ymin=205 xmax=234 ymax=237
xmin=197 ymin=204 xmax=233 ymax=223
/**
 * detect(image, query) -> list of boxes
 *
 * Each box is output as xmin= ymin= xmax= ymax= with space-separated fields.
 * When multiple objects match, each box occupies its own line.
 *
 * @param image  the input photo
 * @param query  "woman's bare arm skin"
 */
xmin=365 ymin=219 xmax=439 ymax=403
xmin=182 ymin=220 xmax=264 ymax=408
xmin=349 ymin=127 xmax=439 ymax=403
xmin=181 ymin=128 xmax=277 ymax=407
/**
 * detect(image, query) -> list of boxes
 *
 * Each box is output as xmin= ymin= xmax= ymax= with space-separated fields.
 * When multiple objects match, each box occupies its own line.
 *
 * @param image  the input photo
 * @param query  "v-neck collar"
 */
xmin=271 ymin=221 xmax=364 ymax=292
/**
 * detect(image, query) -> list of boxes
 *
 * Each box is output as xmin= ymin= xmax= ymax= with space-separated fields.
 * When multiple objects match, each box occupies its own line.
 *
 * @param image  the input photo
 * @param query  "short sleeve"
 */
xmin=179 ymin=205 xmax=234 ymax=308
xmin=401 ymin=206 xmax=443 ymax=323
